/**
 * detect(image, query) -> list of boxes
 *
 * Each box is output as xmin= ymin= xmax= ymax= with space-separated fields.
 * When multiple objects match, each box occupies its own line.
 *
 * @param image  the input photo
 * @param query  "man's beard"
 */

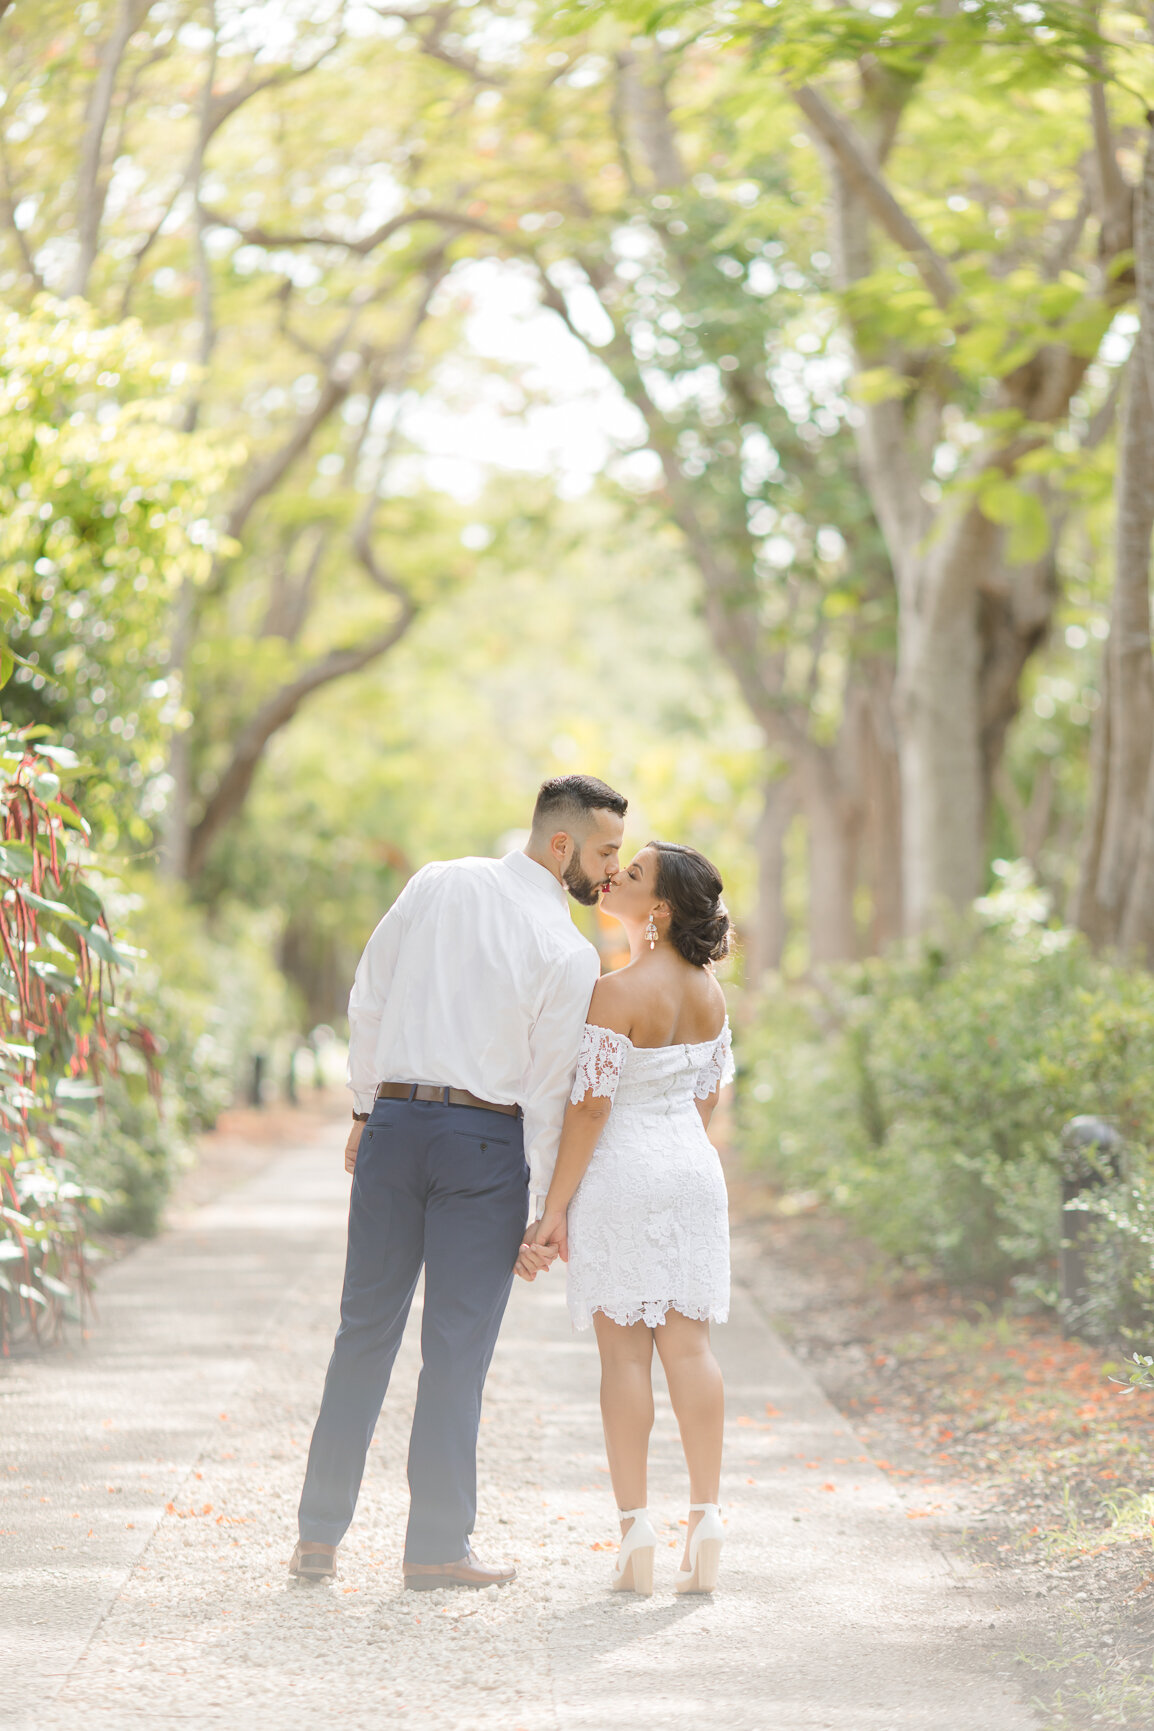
xmin=562 ymin=854 xmax=603 ymax=907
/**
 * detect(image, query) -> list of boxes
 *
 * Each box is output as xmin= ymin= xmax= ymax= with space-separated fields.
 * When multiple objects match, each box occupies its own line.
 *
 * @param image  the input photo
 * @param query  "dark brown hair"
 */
xmin=533 ymin=774 xmax=628 ymax=832
xmin=650 ymin=840 xmax=731 ymax=967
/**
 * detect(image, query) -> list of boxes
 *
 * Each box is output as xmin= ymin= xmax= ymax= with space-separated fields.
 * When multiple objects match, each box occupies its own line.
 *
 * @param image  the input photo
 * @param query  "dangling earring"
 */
xmin=644 ymin=913 xmax=659 ymax=950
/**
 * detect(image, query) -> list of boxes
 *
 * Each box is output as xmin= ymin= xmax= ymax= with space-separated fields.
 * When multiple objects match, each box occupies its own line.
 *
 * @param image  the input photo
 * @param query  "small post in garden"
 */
xmin=249 ymin=1051 xmax=266 ymax=1110
xmin=1059 ymin=1115 xmax=1123 ymax=1337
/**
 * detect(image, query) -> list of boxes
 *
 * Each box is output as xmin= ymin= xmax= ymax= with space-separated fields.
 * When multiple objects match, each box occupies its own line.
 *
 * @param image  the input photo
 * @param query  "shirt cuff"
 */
xmin=351 ymin=1088 xmax=376 ymax=1116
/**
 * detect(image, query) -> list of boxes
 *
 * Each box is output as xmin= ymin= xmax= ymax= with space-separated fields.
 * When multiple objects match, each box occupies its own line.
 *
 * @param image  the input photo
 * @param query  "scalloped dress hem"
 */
xmin=572 ymin=1299 xmax=731 ymax=1332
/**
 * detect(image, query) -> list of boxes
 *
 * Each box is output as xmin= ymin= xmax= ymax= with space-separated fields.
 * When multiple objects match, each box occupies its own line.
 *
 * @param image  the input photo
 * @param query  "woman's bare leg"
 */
xmin=592 ymin=1312 xmax=655 ymax=1528
xmin=653 ymin=1310 xmax=724 ymax=1568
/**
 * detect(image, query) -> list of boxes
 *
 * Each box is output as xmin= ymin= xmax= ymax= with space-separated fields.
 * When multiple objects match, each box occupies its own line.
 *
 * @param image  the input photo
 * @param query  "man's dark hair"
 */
xmin=532 ymin=774 xmax=627 ymax=835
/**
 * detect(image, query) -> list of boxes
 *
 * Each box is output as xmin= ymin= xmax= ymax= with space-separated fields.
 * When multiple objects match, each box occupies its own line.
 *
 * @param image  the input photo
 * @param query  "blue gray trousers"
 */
xmin=297 ymin=1096 xmax=528 ymax=1563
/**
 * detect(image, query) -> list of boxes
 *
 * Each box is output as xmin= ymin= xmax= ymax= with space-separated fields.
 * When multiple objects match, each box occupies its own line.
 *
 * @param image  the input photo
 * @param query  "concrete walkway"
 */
xmin=1 ymin=1124 xmax=1039 ymax=1730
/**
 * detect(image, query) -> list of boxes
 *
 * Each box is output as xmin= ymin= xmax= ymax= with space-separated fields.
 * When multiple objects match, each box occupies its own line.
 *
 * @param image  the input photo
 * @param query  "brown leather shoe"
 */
xmin=288 ymin=1541 xmax=338 ymax=1583
xmin=402 ymin=1551 xmax=515 ymax=1592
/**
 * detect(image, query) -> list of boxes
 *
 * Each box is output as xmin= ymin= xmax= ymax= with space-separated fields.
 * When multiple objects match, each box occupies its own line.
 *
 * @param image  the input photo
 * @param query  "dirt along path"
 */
xmin=1 ymin=1117 xmax=1043 ymax=1731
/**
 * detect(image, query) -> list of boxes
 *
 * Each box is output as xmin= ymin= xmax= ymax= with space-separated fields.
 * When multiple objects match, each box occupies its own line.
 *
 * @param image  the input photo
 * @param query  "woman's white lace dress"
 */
xmin=565 ymin=1021 xmax=734 ymax=1331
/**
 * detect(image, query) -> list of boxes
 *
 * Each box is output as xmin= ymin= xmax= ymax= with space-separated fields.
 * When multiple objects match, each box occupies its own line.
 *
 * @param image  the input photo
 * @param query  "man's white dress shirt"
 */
xmin=347 ymin=851 xmax=601 ymax=1209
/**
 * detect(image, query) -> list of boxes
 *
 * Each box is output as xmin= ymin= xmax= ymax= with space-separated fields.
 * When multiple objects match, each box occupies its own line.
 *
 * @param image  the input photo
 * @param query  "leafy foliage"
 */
xmin=0 ymin=720 xmax=149 ymax=1346
xmin=738 ymin=910 xmax=1154 ymax=1296
xmin=0 ymin=300 xmax=233 ymax=847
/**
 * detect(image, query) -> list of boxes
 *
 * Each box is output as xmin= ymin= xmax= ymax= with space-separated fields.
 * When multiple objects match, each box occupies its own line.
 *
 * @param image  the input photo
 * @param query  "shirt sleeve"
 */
xmin=345 ymin=879 xmax=417 ymax=1115
xmin=522 ymin=944 xmax=601 ymax=1215
xmin=694 ymin=1020 xmax=735 ymax=1100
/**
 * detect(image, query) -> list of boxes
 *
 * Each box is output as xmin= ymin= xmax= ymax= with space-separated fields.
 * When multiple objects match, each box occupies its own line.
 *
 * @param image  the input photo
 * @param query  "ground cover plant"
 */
xmin=738 ymin=899 xmax=1154 ymax=1336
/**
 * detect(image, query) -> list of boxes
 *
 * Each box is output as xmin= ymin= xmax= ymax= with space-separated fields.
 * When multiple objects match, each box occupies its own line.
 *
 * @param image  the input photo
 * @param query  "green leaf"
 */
xmin=0 ymin=842 xmax=35 ymax=877
xmin=17 ymin=1282 xmax=47 ymax=1308
xmin=0 ymin=1240 xmax=27 ymax=1263
xmin=17 ymin=887 xmax=87 ymax=926
xmin=37 ymin=1271 xmax=71 ymax=1300
xmin=33 ymin=744 xmax=80 ymax=769
xmin=83 ymin=925 xmax=134 ymax=970
xmin=850 ymin=366 xmax=914 ymax=405
xmin=38 ymin=800 xmax=90 ymax=836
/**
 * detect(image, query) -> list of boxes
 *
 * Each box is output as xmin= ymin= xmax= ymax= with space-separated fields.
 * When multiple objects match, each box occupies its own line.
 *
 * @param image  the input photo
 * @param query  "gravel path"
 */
xmin=2 ymin=1122 xmax=1041 ymax=1730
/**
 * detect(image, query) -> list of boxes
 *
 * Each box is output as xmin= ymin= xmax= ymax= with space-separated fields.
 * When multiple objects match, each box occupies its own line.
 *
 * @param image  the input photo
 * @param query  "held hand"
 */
xmin=514 ymin=1217 xmax=559 ymax=1282
xmin=344 ymin=1121 xmax=363 ymax=1175
xmin=536 ymin=1206 xmax=569 ymax=1265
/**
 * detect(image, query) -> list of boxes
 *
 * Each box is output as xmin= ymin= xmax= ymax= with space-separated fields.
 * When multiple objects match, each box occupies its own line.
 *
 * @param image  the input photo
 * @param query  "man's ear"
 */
xmin=549 ymin=829 xmax=572 ymax=865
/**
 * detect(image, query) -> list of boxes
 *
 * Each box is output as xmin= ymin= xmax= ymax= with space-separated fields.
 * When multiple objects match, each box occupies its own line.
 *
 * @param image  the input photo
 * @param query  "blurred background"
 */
xmin=5 ymin=0 xmax=1154 ymax=1349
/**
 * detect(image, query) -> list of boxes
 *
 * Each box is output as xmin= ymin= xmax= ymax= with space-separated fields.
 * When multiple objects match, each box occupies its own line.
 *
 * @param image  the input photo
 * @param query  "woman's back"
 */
xmin=589 ymin=950 xmax=726 ymax=1051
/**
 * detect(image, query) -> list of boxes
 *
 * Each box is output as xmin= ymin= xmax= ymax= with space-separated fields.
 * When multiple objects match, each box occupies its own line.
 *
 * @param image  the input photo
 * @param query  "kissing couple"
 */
xmin=288 ymin=774 xmax=734 ymax=1599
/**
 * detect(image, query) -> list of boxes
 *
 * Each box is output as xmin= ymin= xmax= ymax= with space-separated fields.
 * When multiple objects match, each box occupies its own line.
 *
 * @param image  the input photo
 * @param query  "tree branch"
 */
xmin=222 ymin=367 xmax=354 ymax=549
xmin=367 ymin=3 xmax=504 ymax=87
xmin=792 ymin=82 xmax=960 ymax=312
xmin=185 ymin=611 xmax=413 ymax=880
xmin=205 ymin=34 xmax=345 ymax=139
xmin=182 ymin=5 xmax=220 ymax=434
xmin=0 ymin=132 xmax=44 ymax=293
xmin=68 ymin=0 xmax=156 ymax=298
xmin=200 ymin=201 xmax=501 ymax=256
xmin=1088 ymin=76 xmax=1133 ymax=261
xmin=538 ymin=261 xmax=816 ymax=765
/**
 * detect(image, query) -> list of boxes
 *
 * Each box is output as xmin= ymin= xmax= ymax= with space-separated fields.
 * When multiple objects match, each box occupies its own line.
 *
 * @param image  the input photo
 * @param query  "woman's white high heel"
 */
xmin=611 ymin=1506 xmax=656 ymax=1595
xmin=675 ymin=1503 xmax=724 ymax=1594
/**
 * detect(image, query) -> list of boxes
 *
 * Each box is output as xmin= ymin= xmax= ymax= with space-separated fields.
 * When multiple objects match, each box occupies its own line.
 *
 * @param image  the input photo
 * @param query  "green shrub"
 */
xmin=67 ymin=873 xmax=298 ymax=1234
xmin=737 ymin=919 xmax=1154 ymax=1296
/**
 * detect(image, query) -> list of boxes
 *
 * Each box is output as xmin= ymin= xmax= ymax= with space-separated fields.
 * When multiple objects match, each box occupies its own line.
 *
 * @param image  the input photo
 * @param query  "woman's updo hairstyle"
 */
xmin=650 ymin=840 xmax=732 ymax=968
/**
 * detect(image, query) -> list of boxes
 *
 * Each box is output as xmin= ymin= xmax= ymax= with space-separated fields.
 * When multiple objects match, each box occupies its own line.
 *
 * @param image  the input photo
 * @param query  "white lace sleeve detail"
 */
xmin=694 ymin=1020 xmax=734 ymax=1100
xmin=570 ymin=1023 xmax=629 ymax=1106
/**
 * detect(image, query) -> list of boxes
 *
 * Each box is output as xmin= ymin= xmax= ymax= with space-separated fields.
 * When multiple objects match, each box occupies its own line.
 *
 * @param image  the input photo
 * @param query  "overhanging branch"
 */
xmin=792 ymin=82 xmax=959 ymax=312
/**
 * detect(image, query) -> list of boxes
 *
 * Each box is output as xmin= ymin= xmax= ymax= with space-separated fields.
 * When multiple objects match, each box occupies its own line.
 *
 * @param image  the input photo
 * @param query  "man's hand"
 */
xmin=344 ymin=1120 xmax=364 ymax=1175
xmin=514 ymin=1207 xmax=567 ymax=1282
xmin=514 ymin=1216 xmax=561 ymax=1282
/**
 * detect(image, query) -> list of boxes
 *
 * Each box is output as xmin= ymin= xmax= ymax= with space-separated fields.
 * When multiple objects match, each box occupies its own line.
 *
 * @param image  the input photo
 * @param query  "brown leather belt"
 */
xmin=375 ymin=1081 xmax=521 ymax=1118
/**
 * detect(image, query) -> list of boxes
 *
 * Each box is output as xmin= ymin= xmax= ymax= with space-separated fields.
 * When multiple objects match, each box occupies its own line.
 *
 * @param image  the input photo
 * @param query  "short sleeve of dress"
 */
xmin=570 ymin=1023 xmax=630 ymax=1106
xmin=694 ymin=1020 xmax=735 ymax=1100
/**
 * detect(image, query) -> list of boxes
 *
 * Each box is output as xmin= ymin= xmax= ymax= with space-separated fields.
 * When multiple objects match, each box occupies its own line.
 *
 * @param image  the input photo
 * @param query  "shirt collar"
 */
xmin=502 ymin=849 xmax=570 ymax=911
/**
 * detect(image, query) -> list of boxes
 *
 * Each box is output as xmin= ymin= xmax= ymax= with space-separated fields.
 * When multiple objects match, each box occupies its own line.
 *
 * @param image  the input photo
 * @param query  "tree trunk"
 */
xmin=857 ymin=662 xmax=904 ymax=951
xmin=744 ymin=773 xmax=795 ymax=986
xmin=801 ymin=754 xmax=859 ymax=965
xmin=156 ymin=577 xmax=196 ymax=881
xmin=69 ymin=0 xmax=153 ymax=299
xmin=1075 ymin=358 xmax=1154 ymax=941
xmin=1100 ymin=119 xmax=1154 ymax=956
xmin=897 ymin=509 xmax=992 ymax=928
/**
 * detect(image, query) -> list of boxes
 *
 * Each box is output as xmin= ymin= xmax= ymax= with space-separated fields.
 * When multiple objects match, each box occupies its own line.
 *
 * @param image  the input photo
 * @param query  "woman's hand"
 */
xmin=535 ymin=1205 xmax=569 ymax=1265
xmin=514 ymin=1213 xmax=567 ymax=1281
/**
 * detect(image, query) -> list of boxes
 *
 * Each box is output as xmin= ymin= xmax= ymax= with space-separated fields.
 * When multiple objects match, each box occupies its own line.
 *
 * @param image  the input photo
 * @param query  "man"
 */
xmin=290 ymin=774 xmax=627 ymax=1589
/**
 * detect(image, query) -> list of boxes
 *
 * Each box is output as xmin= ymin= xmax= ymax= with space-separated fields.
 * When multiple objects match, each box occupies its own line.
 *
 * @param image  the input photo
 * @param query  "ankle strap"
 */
xmin=617 ymin=1506 xmax=648 ymax=1519
xmin=689 ymin=1502 xmax=721 ymax=1512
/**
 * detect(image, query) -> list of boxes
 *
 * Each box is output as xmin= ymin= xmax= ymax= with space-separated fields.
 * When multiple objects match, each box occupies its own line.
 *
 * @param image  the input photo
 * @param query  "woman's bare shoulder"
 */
xmin=587 ymin=966 xmax=646 ymax=1038
xmin=682 ymin=965 xmax=727 ymax=1039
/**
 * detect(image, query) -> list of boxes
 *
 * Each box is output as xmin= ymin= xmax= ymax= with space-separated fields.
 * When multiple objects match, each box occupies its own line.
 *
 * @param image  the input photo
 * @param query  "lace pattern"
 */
xmin=694 ymin=1021 xmax=735 ymax=1100
xmin=580 ymin=1298 xmax=730 ymax=1330
xmin=570 ymin=1022 xmax=630 ymax=1105
xmin=565 ymin=1018 xmax=733 ymax=1334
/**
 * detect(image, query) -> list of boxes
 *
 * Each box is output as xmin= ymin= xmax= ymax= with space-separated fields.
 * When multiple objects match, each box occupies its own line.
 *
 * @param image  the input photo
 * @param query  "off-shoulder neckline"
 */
xmin=584 ymin=1016 xmax=729 ymax=1054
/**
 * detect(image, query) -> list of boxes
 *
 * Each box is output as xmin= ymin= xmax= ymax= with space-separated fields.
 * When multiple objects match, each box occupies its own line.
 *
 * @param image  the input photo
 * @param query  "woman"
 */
xmin=519 ymin=840 xmax=733 ymax=1596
